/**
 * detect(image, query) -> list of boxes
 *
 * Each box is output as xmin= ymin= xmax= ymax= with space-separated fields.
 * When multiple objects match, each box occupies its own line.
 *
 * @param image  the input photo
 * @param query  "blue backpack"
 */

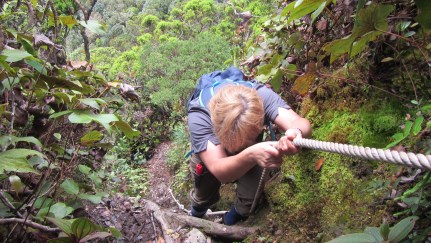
xmin=187 ymin=66 xmax=256 ymax=109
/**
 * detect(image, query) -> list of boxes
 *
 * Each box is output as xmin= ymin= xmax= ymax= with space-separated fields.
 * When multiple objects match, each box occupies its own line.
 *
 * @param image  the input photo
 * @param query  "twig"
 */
xmin=401 ymin=60 xmax=418 ymax=102
xmin=0 ymin=218 xmax=60 ymax=233
xmin=150 ymin=212 xmax=158 ymax=240
xmin=0 ymin=192 xmax=22 ymax=218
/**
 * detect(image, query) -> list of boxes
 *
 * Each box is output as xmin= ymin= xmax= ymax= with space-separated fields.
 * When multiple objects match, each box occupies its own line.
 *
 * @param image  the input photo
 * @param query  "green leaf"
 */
xmin=256 ymin=64 xmax=274 ymax=76
xmin=327 ymin=233 xmax=376 ymax=243
xmin=80 ymin=130 xmax=102 ymax=145
xmin=68 ymin=110 xmax=93 ymax=124
xmin=39 ymin=74 xmax=84 ymax=92
xmin=0 ymin=149 xmax=43 ymax=174
xmin=46 ymin=217 xmax=76 ymax=235
xmin=34 ymin=197 xmax=54 ymax=209
xmin=270 ymin=69 xmax=283 ymax=92
xmin=25 ymin=57 xmax=48 ymax=75
xmin=311 ymin=1 xmax=327 ymax=24
xmin=379 ymin=220 xmax=390 ymax=240
xmin=79 ymin=98 xmax=101 ymax=110
xmin=0 ymin=148 xmax=43 ymax=159
xmin=49 ymin=202 xmax=74 ymax=219
xmin=388 ymin=216 xmax=419 ymax=242
xmin=352 ymin=4 xmax=394 ymax=38
xmin=78 ymin=194 xmax=102 ymax=204
xmin=79 ymin=20 xmax=106 ymax=35
xmin=61 ymin=179 xmax=79 ymax=195
xmin=49 ymin=110 xmax=73 ymax=119
xmin=5 ymin=136 xmax=43 ymax=147
xmin=287 ymin=0 xmax=327 ymax=24
xmin=112 ymin=121 xmax=140 ymax=139
xmin=1 ymin=49 xmax=32 ymax=62
xmin=364 ymin=226 xmax=384 ymax=241
xmin=2 ymin=77 xmax=20 ymax=91
xmin=59 ymin=15 xmax=78 ymax=28
xmin=88 ymin=173 xmax=102 ymax=187
xmin=412 ymin=116 xmax=424 ymax=135
xmin=78 ymin=164 xmax=92 ymax=175
xmin=403 ymin=121 xmax=413 ymax=136
xmin=71 ymin=218 xmax=98 ymax=240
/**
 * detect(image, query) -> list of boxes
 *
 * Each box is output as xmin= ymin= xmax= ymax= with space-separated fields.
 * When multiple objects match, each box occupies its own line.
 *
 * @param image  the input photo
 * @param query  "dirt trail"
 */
xmin=87 ymin=141 xmax=185 ymax=242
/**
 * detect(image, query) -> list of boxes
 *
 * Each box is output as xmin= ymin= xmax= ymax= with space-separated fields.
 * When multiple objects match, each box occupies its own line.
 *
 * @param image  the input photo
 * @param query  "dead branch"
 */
xmin=143 ymin=198 xmax=258 ymax=241
xmin=0 ymin=218 xmax=60 ymax=233
xmin=143 ymin=199 xmax=174 ymax=243
xmin=164 ymin=211 xmax=258 ymax=241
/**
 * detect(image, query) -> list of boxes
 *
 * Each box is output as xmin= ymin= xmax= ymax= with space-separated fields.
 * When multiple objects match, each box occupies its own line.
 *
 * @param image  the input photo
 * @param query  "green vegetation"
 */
xmin=1 ymin=0 xmax=431 ymax=241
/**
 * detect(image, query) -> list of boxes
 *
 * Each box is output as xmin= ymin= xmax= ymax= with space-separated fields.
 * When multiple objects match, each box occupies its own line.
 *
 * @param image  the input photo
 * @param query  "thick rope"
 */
xmin=293 ymin=138 xmax=431 ymax=170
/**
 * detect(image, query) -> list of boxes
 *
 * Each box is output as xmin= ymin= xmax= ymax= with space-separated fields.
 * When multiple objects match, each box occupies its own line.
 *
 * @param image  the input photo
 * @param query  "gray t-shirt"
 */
xmin=187 ymin=82 xmax=291 ymax=153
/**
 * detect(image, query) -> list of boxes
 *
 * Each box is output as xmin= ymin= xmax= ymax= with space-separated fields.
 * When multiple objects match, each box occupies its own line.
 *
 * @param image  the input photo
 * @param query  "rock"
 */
xmin=184 ymin=228 xmax=206 ymax=243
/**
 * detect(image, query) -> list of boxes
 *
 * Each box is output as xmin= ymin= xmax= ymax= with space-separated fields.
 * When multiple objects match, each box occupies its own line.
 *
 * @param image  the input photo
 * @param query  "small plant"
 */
xmin=327 ymin=216 xmax=419 ymax=243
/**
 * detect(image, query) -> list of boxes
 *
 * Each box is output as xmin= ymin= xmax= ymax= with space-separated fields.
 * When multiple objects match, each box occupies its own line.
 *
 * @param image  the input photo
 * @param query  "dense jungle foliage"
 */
xmin=0 ymin=0 xmax=430 ymax=242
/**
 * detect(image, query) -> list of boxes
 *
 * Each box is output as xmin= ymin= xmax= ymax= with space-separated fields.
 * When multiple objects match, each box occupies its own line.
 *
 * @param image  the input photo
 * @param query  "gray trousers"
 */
xmin=189 ymin=154 xmax=266 ymax=216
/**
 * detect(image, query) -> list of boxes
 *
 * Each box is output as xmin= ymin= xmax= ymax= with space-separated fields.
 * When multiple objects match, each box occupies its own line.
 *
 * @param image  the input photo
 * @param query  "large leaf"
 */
xmin=39 ymin=74 xmax=84 ymax=92
xmin=71 ymin=218 xmax=98 ymax=240
xmin=327 ymin=233 xmax=377 ymax=243
xmin=364 ymin=226 xmax=384 ymax=242
xmin=388 ymin=216 xmax=419 ymax=242
xmin=79 ymin=20 xmax=106 ymax=35
xmin=1 ymin=49 xmax=32 ymax=62
xmin=61 ymin=179 xmax=79 ymax=195
xmin=323 ymin=4 xmax=394 ymax=63
xmin=80 ymin=130 xmax=102 ymax=145
xmin=0 ymin=136 xmax=42 ymax=148
xmin=49 ymin=202 xmax=74 ymax=219
xmin=112 ymin=121 xmax=140 ymax=139
xmin=287 ymin=0 xmax=327 ymax=24
xmin=352 ymin=4 xmax=394 ymax=38
xmin=0 ymin=149 xmax=43 ymax=174
xmin=46 ymin=217 xmax=76 ymax=235
xmin=59 ymin=15 xmax=78 ymax=28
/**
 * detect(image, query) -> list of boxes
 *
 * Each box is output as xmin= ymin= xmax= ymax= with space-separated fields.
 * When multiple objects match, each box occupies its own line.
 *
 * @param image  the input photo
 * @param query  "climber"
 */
xmin=187 ymin=67 xmax=312 ymax=225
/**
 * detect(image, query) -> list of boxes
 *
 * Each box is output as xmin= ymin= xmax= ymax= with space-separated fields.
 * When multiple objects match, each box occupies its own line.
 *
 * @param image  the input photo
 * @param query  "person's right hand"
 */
xmin=245 ymin=141 xmax=283 ymax=168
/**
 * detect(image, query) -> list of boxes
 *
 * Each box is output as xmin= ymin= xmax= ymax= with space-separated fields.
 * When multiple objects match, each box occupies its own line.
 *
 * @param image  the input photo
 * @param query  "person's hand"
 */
xmin=277 ymin=128 xmax=302 ymax=155
xmin=245 ymin=141 xmax=283 ymax=168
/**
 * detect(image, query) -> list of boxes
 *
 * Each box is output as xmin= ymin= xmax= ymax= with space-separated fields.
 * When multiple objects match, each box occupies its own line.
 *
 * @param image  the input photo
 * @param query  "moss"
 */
xmin=265 ymin=95 xmax=404 ymax=241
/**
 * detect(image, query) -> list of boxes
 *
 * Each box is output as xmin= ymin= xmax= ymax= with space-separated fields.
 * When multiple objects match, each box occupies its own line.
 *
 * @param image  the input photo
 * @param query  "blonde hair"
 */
xmin=209 ymin=85 xmax=264 ymax=153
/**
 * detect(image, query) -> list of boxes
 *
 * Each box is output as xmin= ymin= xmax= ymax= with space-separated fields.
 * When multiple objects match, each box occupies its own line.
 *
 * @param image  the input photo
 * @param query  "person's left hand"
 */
xmin=277 ymin=128 xmax=302 ymax=155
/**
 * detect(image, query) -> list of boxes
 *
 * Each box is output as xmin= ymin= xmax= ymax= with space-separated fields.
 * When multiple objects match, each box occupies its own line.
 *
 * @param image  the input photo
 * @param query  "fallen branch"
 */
xmin=164 ymin=211 xmax=258 ymax=241
xmin=142 ymin=199 xmax=174 ymax=243
xmin=0 ymin=218 xmax=60 ymax=233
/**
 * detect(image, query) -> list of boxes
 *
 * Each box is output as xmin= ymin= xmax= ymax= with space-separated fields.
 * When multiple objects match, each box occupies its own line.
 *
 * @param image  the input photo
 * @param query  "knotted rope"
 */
xmin=293 ymin=138 xmax=431 ymax=171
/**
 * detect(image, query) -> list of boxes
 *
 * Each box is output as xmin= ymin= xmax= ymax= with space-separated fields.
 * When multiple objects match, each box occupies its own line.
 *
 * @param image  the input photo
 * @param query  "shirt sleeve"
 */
xmin=257 ymin=85 xmax=291 ymax=122
xmin=188 ymin=109 xmax=220 ymax=154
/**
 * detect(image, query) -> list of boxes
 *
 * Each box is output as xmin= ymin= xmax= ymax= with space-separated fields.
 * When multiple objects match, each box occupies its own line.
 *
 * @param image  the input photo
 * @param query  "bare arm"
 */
xmin=274 ymin=107 xmax=312 ymax=154
xmin=199 ymin=140 xmax=283 ymax=183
